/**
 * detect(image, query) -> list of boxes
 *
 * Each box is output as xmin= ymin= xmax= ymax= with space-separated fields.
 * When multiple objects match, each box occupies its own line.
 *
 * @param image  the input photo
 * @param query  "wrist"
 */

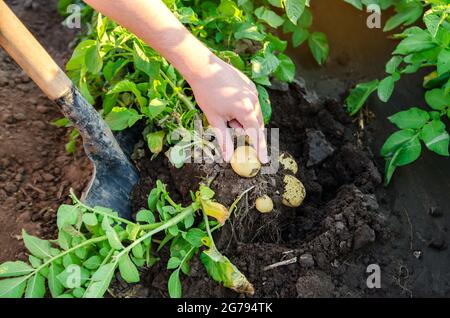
xmin=173 ymin=39 xmax=222 ymax=86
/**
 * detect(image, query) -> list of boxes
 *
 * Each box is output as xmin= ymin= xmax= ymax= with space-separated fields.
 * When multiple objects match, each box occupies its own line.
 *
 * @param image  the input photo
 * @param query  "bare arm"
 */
xmin=83 ymin=0 xmax=268 ymax=163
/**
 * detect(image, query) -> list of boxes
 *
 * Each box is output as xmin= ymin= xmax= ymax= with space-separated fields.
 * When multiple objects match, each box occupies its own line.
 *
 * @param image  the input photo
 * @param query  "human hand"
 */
xmin=188 ymin=56 xmax=268 ymax=163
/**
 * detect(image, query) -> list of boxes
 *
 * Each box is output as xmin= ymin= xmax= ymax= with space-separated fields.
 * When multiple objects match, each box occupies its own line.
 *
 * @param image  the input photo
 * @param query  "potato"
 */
xmin=279 ymin=153 xmax=298 ymax=174
xmin=282 ymin=175 xmax=306 ymax=208
xmin=230 ymin=146 xmax=261 ymax=178
xmin=255 ymin=195 xmax=274 ymax=213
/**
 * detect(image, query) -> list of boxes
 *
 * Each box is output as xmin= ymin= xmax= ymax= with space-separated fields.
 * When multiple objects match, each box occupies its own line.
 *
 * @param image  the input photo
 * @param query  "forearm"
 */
xmin=83 ymin=0 xmax=217 ymax=84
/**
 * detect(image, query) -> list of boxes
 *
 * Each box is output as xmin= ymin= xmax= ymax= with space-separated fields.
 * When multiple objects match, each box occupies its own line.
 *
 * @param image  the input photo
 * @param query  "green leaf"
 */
xmin=22 ymin=230 xmax=52 ymax=259
xmin=168 ymin=270 xmax=182 ymax=298
xmin=57 ymin=231 xmax=72 ymax=251
xmin=147 ymin=131 xmax=166 ymax=154
xmin=132 ymin=243 xmax=145 ymax=259
xmin=298 ymin=8 xmax=313 ymax=28
xmin=72 ymin=287 xmax=86 ymax=298
xmin=147 ymin=188 xmax=160 ymax=212
xmin=251 ymin=53 xmax=279 ymax=79
xmin=147 ymin=99 xmax=167 ymax=119
xmin=133 ymin=42 xmax=160 ymax=79
xmin=168 ymin=225 xmax=179 ymax=237
xmin=437 ymin=49 xmax=450 ymax=76
xmin=136 ymin=209 xmax=155 ymax=224
xmin=393 ymin=30 xmax=436 ymax=55
xmin=51 ymin=117 xmax=71 ymax=128
xmin=274 ymin=53 xmax=296 ymax=83
xmin=377 ymin=76 xmax=395 ymax=102
xmin=292 ymin=28 xmax=309 ymax=47
xmin=254 ymin=6 xmax=284 ymax=28
xmin=83 ymin=256 xmax=102 ymax=270
xmin=167 ymin=257 xmax=181 ymax=270
xmin=424 ymin=12 xmax=444 ymax=38
xmin=48 ymin=264 xmax=64 ymax=298
xmin=381 ymin=129 xmax=416 ymax=157
xmin=108 ymin=80 xmax=147 ymax=109
xmin=85 ymin=43 xmax=103 ymax=74
xmin=106 ymin=229 xmax=123 ymax=250
xmin=267 ymin=0 xmax=283 ymax=8
xmin=265 ymin=34 xmax=287 ymax=52
xmin=66 ymin=40 xmax=96 ymax=71
xmin=84 ymin=263 xmax=117 ymax=298
xmin=386 ymin=56 xmax=402 ymax=74
xmin=28 ymin=256 xmax=42 ymax=269
xmin=308 ymin=32 xmax=329 ymax=65
xmin=420 ymin=120 xmax=450 ymax=156
xmin=218 ymin=0 xmax=241 ymax=17
xmin=344 ymin=0 xmax=362 ymax=10
xmin=384 ymin=2 xmax=423 ymax=32
xmin=118 ymin=254 xmax=140 ymax=283
xmin=234 ymin=22 xmax=265 ymax=41
xmin=82 ymin=213 xmax=98 ymax=227
xmin=105 ymin=107 xmax=142 ymax=131
xmin=185 ymin=228 xmax=206 ymax=248
xmin=256 ymin=85 xmax=272 ymax=124
xmin=199 ymin=185 xmax=215 ymax=201
xmin=345 ymin=80 xmax=379 ymax=115
xmin=0 ymin=276 xmax=28 ymax=298
xmin=25 ymin=272 xmax=45 ymax=298
xmin=57 ymin=266 xmax=90 ymax=289
xmin=0 ymin=261 xmax=34 ymax=278
xmin=396 ymin=135 xmax=422 ymax=166
xmin=57 ymin=205 xmax=80 ymax=230
xmin=388 ymin=107 xmax=430 ymax=130
xmin=285 ymin=0 xmax=306 ymax=25
xmin=425 ymin=88 xmax=450 ymax=110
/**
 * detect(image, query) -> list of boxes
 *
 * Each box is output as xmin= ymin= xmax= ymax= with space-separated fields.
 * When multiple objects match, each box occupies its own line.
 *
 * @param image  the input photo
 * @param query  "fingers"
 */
xmin=254 ymin=99 xmax=264 ymax=129
xmin=241 ymin=115 xmax=269 ymax=164
xmin=210 ymin=118 xmax=234 ymax=162
xmin=228 ymin=119 xmax=245 ymax=135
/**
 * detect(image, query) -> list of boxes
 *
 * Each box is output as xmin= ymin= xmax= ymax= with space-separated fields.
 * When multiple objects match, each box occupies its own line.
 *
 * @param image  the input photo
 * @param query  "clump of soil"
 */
xmin=130 ymin=80 xmax=389 ymax=297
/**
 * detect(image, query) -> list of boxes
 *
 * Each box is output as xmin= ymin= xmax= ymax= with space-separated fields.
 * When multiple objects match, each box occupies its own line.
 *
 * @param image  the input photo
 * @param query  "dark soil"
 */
xmin=0 ymin=0 xmax=91 ymax=263
xmin=129 ymin=81 xmax=392 ymax=298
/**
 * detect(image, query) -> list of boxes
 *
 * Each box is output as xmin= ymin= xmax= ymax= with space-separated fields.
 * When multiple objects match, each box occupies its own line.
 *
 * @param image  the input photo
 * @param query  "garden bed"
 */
xmin=122 ymin=82 xmax=389 ymax=298
xmin=1 ymin=0 xmax=449 ymax=298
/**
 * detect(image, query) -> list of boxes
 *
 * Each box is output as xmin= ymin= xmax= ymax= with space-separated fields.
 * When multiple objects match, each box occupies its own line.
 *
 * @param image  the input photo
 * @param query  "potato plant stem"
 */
xmin=69 ymin=189 xmax=135 ymax=226
xmin=116 ymin=203 xmax=201 ymax=260
xmin=26 ymin=235 xmax=108 ymax=280
xmin=159 ymin=70 xmax=196 ymax=111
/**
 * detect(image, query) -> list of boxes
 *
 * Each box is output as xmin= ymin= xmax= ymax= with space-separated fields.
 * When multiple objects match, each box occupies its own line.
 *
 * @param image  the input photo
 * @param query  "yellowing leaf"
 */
xmin=201 ymin=200 xmax=230 ymax=226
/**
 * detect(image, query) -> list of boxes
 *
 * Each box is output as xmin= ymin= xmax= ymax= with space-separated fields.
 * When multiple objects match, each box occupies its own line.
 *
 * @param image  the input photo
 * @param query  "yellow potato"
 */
xmin=279 ymin=153 xmax=298 ymax=174
xmin=230 ymin=146 xmax=261 ymax=178
xmin=282 ymin=175 xmax=306 ymax=208
xmin=255 ymin=195 xmax=274 ymax=213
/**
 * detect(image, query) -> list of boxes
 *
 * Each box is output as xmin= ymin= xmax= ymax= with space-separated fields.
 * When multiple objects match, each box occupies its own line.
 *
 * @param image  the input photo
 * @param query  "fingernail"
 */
xmin=260 ymin=153 xmax=269 ymax=164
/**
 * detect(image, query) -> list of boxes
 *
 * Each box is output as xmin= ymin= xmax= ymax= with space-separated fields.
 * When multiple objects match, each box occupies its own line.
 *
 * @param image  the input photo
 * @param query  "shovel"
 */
xmin=0 ymin=1 xmax=139 ymax=219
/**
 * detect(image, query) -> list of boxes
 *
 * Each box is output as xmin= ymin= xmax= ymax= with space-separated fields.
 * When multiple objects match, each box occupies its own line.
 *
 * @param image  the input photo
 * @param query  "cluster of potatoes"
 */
xmin=230 ymin=146 xmax=306 ymax=213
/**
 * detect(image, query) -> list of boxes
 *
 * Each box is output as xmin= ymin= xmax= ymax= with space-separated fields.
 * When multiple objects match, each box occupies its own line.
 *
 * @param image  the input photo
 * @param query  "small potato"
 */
xmin=255 ymin=195 xmax=274 ymax=213
xmin=279 ymin=153 xmax=298 ymax=174
xmin=282 ymin=175 xmax=306 ymax=208
xmin=231 ymin=146 xmax=261 ymax=178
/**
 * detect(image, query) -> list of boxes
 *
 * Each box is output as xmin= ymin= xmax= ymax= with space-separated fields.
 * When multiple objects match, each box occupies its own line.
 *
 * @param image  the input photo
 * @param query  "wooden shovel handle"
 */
xmin=0 ymin=1 xmax=72 ymax=100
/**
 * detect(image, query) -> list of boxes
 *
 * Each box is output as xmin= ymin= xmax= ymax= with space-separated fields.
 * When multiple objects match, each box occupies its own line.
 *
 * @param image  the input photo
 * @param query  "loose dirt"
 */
xmin=0 ymin=0 xmax=91 ymax=263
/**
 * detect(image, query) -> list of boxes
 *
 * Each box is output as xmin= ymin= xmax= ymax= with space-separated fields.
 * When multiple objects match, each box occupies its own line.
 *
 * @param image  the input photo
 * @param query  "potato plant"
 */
xmin=0 ymin=181 xmax=253 ymax=298
xmin=59 ymin=0 xmax=329 ymax=163
xmin=345 ymin=0 xmax=450 ymax=184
